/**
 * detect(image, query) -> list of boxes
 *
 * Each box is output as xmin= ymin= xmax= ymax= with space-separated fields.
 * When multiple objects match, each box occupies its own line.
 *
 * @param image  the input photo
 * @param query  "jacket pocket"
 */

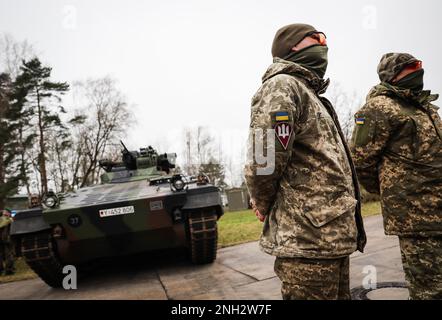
xmin=303 ymin=192 xmax=358 ymax=228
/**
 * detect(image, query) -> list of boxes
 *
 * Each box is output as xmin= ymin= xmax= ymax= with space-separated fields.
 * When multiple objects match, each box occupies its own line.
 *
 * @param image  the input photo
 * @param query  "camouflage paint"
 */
xmin=41 ymin=180 xmax=221 ymax=263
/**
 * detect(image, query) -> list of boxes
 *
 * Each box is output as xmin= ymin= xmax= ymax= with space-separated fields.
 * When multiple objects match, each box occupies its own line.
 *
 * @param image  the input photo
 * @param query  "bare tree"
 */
xmin=326 ymin=82 xmax=363 ymax=142
xmin=182 ymin=126 xmax=216 ymax=175
xmin=69 ymin=77 xmax=134 ymax=188
xmin=0 ymin=34 xmax=35 ymax=80
xmin=183 ymin=128 xmax=191 ymax=174
xmin=196 ymin=126 xmax=214 ymax=165
xmin=180 ymin=126 xmax=229 ymax=189
xmin=46 ymin=121 xmax=78 ymax=193
xmin=182 ymin=127 xmax=198 ymax=176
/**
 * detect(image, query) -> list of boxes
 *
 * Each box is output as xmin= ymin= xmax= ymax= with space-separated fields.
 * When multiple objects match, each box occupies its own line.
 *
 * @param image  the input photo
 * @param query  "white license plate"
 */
xmin=99 ymin=205 xmax=135 ymax=218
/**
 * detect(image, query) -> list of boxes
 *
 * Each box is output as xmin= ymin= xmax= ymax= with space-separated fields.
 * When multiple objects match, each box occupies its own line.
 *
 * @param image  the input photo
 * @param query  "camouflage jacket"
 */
xmin=0 ymin=216 xmax=12 ymax=243
xmin=245 ymin=58 xmax=366 ymax=259
xmin=351 ymin=83 xmax=442 ymax=236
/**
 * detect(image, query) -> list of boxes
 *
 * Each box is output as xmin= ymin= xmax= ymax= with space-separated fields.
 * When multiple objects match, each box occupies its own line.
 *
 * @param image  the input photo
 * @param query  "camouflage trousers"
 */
xmin=399 ymin=236 xmax=442 ymax=300
xmin=274 ymin=256 xmax=351 ymax=300
xmin=0 ymin=242 xmax=15 ymax=274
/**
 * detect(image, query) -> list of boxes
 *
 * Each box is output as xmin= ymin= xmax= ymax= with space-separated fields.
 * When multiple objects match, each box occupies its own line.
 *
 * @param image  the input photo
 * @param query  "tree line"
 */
xmin=2 ymin=33 xmax=369 ymax=209
xmin=0 ymin=35 xmax=133 ymax=208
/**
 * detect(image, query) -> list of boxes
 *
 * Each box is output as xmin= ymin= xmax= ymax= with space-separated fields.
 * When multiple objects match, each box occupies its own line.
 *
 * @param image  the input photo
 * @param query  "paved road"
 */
xmin=0 ymin=214 xmax=408 ymax=300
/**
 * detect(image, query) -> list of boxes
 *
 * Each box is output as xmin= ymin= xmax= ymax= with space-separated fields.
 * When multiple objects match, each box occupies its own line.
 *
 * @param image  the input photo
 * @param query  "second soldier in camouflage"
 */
xmin=351 ymin=53 xmax=442 ymax=299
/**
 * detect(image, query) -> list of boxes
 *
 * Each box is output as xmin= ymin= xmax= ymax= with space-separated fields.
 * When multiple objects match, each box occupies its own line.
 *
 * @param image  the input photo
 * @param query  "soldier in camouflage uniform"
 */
xmin=0 ymin=209 xmax=15 ymax=276
xmin=351 ymin=53 xmax=442 ymax=299
xmin=244 ymin=23 xmax=366 ymax=300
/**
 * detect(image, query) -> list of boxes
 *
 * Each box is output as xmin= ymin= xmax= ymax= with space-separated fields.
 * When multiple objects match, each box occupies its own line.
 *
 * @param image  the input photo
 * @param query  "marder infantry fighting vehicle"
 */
xmin=10 ymin=142 xmax=223 ymax=287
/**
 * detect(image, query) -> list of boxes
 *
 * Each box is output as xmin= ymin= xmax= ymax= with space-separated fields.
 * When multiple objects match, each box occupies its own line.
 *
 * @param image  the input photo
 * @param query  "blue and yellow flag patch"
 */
xmin=356 ymin=117 xmax=365 ymax=125
xmin=275 ymin=112 xmax=289 ymax=121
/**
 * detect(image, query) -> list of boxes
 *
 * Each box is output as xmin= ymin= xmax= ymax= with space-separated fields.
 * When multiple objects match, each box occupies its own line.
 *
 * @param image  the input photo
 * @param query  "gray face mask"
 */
xmin=284 ymin=44 xmax=329 ymax=79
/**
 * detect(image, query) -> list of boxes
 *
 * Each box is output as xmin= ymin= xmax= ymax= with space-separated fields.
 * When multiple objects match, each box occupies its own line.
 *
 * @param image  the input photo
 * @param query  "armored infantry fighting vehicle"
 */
xmin=10 ymin=142 xmax=223 ymax=287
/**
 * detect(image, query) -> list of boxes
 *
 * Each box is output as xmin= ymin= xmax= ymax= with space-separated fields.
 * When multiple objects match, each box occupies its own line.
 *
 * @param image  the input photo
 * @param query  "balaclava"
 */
xmin=271 ymin=23 xmax=328 ymax=78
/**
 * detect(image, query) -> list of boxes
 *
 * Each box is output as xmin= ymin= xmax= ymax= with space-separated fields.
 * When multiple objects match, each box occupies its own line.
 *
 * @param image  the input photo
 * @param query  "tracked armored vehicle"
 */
xmin=11 ymin=142 xmax=223 ymax=287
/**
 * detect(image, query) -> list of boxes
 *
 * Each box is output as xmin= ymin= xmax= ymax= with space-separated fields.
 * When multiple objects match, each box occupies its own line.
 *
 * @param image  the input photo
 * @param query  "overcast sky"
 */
xmin=1 ymin=0 xmax=441 ymax=185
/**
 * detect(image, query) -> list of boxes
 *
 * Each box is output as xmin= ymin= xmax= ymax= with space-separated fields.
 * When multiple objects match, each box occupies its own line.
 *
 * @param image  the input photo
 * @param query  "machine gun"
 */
xmin=120 ymin=140 xmax=139 ymax=170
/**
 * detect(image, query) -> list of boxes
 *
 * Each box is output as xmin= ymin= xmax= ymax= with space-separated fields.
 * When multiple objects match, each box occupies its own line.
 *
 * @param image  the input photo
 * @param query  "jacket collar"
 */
xmin=262 ymin=57 xmax=330 ymax=95
xmin=368 ymin=82 xmax=439 ymax=111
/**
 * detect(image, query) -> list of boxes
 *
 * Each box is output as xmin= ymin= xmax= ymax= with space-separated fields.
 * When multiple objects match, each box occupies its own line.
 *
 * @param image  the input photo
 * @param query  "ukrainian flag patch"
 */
xmin=275 ymin=112 xmax=289 ymax=121
xmin=356 ymin=117 xmax=365 ymax=125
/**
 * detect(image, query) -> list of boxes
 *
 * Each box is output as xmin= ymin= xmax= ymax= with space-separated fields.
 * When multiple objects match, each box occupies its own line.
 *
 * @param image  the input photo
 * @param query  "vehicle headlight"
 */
xmin=43 ymin=192 xmax=59 ymax=209
xmin=173 ymin=179 xmax=185 ymax=191
xmin=44 ymin=197 xmax=56 ymax=208
xmin=170 ymin=175 xmax=186 ymax=192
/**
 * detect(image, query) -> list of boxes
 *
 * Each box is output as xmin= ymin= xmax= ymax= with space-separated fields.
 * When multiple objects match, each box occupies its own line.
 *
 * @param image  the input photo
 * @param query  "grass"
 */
xmin=0 ymin=257 xmax=36 ymax=284
xmin=218 ymin=201 xmax=382 ymax=248
xmin=218 ymin=209 xmax=264 ymax=248
xmin=0 ymin=201 xmax=381 ymax=284
xmin=361 ymin=201 xmax=382 ymax=218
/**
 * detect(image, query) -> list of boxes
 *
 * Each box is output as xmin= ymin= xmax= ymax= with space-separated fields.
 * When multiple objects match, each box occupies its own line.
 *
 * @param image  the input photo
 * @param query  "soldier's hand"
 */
xmin=250 ymin=199 xmax=265 ymax=222
xmin=255 ymin=209 xmax=265 ymax=222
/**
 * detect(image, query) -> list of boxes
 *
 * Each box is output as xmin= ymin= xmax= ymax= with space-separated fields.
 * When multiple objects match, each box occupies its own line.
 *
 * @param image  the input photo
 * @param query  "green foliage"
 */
xmin=0 ymin=73 xmax=24 ymax=207
xmin=361 ymin=201 xmax=382 ymax=217
xmin=13 ymin=58 xmax=70 ymax=194
xmin=199 ymin=160 xmax=228 ymax=191
xmin=218 ymin=210 xmax=262 ymax=247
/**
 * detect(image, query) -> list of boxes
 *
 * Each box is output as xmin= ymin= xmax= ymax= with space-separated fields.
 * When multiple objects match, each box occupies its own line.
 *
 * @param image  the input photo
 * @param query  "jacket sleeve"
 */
xmin=350 ymin=101 xmax=392 ymax=194
xmin=244 ymin=76 xmax=298 ymax=215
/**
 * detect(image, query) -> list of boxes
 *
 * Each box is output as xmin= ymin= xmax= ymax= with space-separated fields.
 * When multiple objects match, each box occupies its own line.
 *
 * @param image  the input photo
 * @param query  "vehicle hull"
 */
xmin=12 ymin=185 xmax=223 ymax=265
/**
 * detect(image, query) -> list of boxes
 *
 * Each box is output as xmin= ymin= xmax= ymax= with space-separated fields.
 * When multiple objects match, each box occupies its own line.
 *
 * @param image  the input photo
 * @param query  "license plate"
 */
xmin=99 ymin=205 xmax=135 ymax=218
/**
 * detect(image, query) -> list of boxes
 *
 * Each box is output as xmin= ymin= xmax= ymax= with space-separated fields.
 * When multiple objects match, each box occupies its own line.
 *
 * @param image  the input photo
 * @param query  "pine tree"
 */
xmin=0 ymin=73 xmax=23 ymax=208
xmin=14 ymin=58 xmax=69 ymax=195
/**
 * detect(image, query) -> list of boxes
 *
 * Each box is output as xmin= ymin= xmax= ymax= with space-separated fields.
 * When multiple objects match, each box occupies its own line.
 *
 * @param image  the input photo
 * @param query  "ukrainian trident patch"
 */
xmin=274 ymin=122 xmax=293 ymax=150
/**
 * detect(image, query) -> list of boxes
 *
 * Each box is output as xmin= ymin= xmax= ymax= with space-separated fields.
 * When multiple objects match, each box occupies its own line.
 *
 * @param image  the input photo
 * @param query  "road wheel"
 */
xmin=187 ymin=209 xmax=218 ymax=264
xmin=21 ymin=231 xmax=65 ymax=288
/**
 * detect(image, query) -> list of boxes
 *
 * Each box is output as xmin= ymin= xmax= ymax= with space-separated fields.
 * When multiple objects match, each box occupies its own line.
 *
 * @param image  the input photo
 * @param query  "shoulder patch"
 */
xmin=274 ymin=122 xmax=293 ymax=150
xmin=355 ymin=117 xmax=365 ymax=125
xmin=352 ymin=115 xmax=374 ymax=147
xmin=275 ymin=111 xmax=289 ymax=122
